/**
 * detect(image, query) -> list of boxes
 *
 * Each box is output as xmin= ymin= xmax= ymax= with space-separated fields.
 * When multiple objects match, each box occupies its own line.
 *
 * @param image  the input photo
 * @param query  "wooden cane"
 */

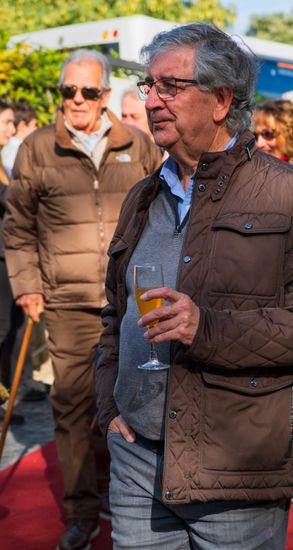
xmin=0 ymin=318 xmax=33 ymax=461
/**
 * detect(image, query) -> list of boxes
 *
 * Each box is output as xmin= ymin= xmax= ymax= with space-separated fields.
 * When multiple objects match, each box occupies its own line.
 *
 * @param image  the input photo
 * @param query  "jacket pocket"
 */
xmin=208 ymin=212 xmax=290 ymax=299
xmin=200 ymin=369 xmax=293 ymax=472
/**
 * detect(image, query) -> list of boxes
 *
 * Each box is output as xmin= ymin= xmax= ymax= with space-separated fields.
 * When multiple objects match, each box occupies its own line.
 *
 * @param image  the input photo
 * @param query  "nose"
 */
xmin=145 ymin=85 xmax=165 ymax=111
xmin=255 ymin=135 xmax=268 ymax=150
xmin=73 ymin=89 xmax=84 ymax=103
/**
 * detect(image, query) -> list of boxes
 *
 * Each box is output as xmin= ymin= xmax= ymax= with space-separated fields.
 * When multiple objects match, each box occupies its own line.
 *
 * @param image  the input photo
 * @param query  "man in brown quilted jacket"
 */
xmin=95 ymin=23 xmax=293 ymax=550
xmin=3 ymin=50 xmax=161 ymax=550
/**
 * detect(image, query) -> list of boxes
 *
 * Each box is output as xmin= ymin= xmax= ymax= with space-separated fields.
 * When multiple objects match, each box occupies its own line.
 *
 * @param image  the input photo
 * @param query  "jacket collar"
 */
xmin=196 ymin=130 xmax=256 ymax=174
xmin=195 ymin=130 xmax=257 ymax=202
xmin=55 ymin=107 xmax=135 ymax=152
xmin=136 ymin=130 xmax=257 ymax=210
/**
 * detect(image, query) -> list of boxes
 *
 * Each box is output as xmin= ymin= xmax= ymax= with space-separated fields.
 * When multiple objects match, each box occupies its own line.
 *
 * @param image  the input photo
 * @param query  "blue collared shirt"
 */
xmin=160 ymin=134 xmax=238 ymax=223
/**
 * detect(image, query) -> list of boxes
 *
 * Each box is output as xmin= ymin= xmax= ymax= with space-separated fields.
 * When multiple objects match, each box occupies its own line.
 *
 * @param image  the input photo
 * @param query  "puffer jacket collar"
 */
xmin=54 ymin=107 xmax=135 ymax=152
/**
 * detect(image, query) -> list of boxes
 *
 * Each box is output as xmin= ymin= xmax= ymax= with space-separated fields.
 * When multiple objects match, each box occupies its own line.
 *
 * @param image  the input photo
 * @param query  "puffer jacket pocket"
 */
xmin=208 ymin=212 xmax=291 ymax=299
xmin=200 ymin=369 xmax=293 ymax=472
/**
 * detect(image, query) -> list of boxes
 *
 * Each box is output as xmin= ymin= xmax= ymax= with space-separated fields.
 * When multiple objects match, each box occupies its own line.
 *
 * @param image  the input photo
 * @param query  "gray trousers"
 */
xmin=107 ymin=432 xmax=290 ymax=550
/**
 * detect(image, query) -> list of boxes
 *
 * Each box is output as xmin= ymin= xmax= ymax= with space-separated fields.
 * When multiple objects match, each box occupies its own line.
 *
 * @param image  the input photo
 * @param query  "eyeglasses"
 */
xmin=137 ymin=77 xmax=199 ymax=101
xmin=253 ymin=129 xmax=279 ymax=141
xmin=60 ymin=85 xmax=102 ymax=101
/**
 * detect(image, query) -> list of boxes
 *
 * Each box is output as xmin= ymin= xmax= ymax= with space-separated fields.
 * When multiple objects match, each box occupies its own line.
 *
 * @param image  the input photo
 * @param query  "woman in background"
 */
xmin=252 ymin=99 xmax=293 ymax=162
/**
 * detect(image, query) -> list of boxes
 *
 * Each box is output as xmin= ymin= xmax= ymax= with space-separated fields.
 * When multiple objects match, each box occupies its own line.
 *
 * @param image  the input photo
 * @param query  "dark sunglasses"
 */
xmin=60 ymin=85 xmax=102 ymax=100
xmin=253 ymin=129 xmax=278 ymax=141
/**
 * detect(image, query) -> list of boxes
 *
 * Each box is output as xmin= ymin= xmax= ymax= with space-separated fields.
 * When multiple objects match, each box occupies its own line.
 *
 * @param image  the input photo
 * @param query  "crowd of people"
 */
xmin=0 ymin=21 xmax=293 ymax=550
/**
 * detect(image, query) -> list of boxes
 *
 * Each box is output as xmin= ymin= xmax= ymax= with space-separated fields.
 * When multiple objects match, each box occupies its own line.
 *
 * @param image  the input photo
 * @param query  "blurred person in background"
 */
xmin=0 ymin=99 xmax=15 ymax=346
xmin=252 ymin=99 xmax=293 ymax=162
xmin=0 ymin=99 xmax=45 ymax=404
xmin=121 ymin=85 xmax=154 ymax=140
xmin=0 ymin=99 xmax=25 ymax=423
xmin=121 ymin=85 xmax=168 ymax=160
xmin=1 ymin=101 xmax=37 ymax=178
xmin=3 ymin=49 xmax=161 ymax=550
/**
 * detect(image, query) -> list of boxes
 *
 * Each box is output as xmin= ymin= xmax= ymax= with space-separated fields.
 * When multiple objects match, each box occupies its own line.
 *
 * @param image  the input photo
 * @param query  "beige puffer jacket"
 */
xmin=96 ymin=130 xmax=293 ymax=503
xmin=3 ymin=109 xmax=162 ymax=309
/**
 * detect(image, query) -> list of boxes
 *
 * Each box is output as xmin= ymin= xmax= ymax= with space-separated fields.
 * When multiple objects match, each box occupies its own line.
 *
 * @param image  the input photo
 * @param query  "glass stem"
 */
xmin=150 ymin=342 xmax=159 ymax=363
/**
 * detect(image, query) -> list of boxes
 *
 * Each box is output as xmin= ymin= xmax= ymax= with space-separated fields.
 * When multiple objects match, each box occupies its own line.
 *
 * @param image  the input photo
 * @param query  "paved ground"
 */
xmin=0 ymin=392 xmax=54 ymax=471
xmin=0 ymin=324 xmax=55 ymax=471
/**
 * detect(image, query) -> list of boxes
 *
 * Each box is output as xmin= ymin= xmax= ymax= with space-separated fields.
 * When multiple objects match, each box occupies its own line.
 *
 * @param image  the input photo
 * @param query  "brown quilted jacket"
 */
xmin=96 ymin=130 xmax=293 ymax=503
xmin=3 ymin=109 xmax=162 ymax=309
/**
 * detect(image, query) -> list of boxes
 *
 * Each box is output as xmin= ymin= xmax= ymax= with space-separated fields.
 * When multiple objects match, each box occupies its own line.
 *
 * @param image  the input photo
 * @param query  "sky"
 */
xmin=226 ymin=0 xmax=293 ymax=35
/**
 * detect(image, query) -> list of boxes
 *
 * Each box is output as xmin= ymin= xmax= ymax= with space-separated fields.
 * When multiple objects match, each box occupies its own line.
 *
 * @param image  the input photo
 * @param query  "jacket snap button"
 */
xmin=198 ymin=183 xmax=206 ymax=192
xmin=183 ymin=255 xmax=191 ymax=263
xmin=165 ymin=490 xmax=173 ymax=500
xmin=250 ymin=378 xmax=258 ymax=387
xmin=169 ymin=410 xmax=177 ymax=419
xmin=244 ymin=222 xmax=253 ymax=230
xmin=201 ymin=162 xmax=209 ymax=171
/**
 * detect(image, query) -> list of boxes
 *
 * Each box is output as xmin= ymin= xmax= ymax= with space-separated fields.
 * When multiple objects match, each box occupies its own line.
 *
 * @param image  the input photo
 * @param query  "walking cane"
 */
xmin=0 ymin=318 xmax=33 ymax=462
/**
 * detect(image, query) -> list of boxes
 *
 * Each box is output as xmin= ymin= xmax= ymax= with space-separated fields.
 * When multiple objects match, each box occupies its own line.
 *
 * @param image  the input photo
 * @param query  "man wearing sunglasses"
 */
xmin=96 ymin=22 xmax=293 ymax=550
xmin=3 ymin=49 xmax=161 ymax=550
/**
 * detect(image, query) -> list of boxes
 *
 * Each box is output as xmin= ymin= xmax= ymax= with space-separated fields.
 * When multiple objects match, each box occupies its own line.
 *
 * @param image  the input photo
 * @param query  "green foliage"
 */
xmin=254 ymin=92 xmax=269 ymax=105
xmin=1 ymin=0 xmax=236 ymax=42
xmin=246 ymin=12 xmax=293 ymax=44
xmin=0 ymin=47 xmax=67 ymax=125
xmin=101 ymin=0 xmax=236 ymax=28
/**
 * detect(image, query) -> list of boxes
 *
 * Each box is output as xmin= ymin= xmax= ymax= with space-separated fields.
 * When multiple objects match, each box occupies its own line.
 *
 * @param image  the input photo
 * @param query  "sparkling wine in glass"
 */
xmin=134 ymin=264 xmax=169 ymax=370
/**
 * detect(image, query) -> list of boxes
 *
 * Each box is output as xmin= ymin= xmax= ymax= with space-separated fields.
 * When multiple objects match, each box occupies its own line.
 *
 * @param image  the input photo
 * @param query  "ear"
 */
xmin=101 ymin=88 xmax=112 ymax=109
xmin=17 ymin=120 xmax=26 ymax=131
xmin=213 ymin=87 xmax=233 ymax=124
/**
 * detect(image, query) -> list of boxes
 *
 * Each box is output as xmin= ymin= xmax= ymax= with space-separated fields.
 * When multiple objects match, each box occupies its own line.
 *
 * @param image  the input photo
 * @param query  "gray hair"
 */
xmin=59 ymin=49 xmax=111 ymax=88
xmin=140 ymin=23 xmax=257 ymax=133
xmin=121 ymin=85 xmax=140 ymax=104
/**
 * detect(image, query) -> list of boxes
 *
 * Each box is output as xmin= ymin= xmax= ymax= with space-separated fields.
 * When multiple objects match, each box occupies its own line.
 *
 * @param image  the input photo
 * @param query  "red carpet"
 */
xmin=0 ymin=442 xmax=293 ymax=549
xmin=0 ymin=442 xmax=112 ymax=550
